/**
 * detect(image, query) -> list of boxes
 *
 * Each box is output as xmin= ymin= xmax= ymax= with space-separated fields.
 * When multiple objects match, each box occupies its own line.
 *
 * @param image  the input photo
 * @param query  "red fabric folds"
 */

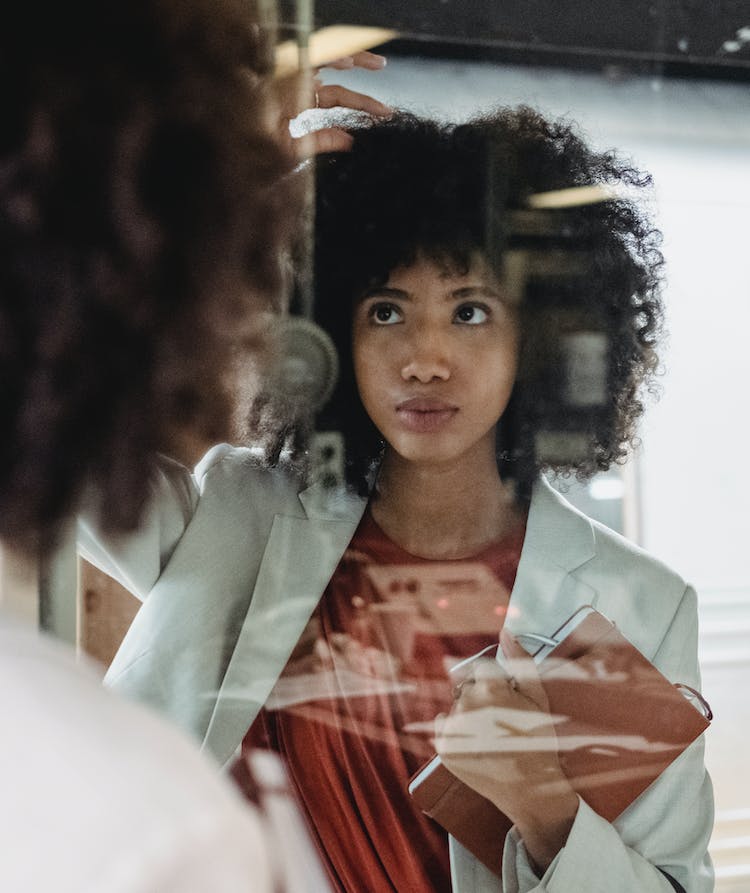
xmin=238 ymin=509 xmax=524 ymax=892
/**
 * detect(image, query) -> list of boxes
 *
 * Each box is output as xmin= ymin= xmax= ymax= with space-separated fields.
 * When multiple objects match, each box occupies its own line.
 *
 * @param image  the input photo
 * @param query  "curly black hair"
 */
xmin=312 ymin=108 xmax=664 ymax=499
xmin=0 ymin=0 xmax=293 ymax=553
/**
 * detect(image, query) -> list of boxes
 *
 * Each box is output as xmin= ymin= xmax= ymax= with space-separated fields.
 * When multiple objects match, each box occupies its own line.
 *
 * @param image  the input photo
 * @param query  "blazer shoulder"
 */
xmin=588 ymin=514 xmax=687 ymax=595
xmin=582 ymin=514 xmax=692 ymax=660
xmin=532 ymin=478 xmax=687 ymax=592
xmin=193 ymin=444 xmax=305 ymax=516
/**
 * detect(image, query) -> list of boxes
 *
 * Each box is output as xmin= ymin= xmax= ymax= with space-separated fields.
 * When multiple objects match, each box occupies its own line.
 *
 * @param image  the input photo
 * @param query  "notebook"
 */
xmin=408 ymin=606 xmax=712 ymax=877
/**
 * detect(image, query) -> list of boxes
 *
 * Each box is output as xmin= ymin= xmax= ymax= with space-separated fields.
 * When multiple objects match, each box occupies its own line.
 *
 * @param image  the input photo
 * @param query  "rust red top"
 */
xmin=236 ymin=509 xmax=525 ymax=892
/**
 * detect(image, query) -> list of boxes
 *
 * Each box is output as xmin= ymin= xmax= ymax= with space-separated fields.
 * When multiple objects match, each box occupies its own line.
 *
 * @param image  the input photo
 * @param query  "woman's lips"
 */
xmin=395 ymin=398 xmax=459 ymax=432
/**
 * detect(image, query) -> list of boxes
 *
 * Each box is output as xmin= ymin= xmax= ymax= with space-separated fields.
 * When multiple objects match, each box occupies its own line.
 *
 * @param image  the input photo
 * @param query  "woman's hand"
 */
xmin=274 ymin=51 xmax=392 ymax=158
xmin=436 ymin=629 xmax=579 ymax=874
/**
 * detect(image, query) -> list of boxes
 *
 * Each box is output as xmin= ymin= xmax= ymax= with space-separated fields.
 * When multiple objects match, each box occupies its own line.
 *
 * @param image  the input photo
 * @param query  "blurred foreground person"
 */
xmin=0 ymin=1 xmax=299 ymax=889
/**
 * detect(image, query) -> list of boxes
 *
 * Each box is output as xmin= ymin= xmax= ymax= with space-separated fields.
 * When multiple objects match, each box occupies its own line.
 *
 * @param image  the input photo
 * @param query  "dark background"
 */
xmin=281 ymin=0 xmax=750 ymax=81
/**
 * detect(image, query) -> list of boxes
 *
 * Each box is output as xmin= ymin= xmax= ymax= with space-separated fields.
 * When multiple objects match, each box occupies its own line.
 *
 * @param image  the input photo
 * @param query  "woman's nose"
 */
xmin=400 ymin=331 xmax=452 ymax=382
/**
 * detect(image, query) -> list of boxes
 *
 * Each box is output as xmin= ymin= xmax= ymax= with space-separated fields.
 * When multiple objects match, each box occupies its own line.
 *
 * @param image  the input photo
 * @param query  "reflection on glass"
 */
xmin=57 ymin=3 xmax=750 ymax=885
xmin=79 ymin=93 xmax=719 ymax=892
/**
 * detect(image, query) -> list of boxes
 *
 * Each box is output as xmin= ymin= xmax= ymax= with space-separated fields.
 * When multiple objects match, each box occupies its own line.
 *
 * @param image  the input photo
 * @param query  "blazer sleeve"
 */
xmin=76 ymin=453 xmax=209 ymax=601
xmin=498 ymin=584 xmax=714 ymax=893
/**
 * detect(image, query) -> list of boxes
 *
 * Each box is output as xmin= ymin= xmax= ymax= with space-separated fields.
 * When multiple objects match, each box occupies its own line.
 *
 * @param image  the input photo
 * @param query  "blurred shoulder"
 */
xmin=0 ymin=614 xmax=273 ymax=891
xmin=194 ymin=443 xmax=305 ymax=512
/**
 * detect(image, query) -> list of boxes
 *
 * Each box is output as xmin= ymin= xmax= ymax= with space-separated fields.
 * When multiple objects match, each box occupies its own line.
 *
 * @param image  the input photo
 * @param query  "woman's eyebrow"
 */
xmin=450 ymin=285 xmax=504 ymax=301
xmin=360 ymin=286 xmax=411 ymax=301
xmin=358 ymin=284 xmax=504 ymax=302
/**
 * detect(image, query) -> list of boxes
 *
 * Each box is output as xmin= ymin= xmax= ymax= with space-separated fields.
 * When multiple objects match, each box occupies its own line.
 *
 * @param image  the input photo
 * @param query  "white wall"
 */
xmin=639 ymin=143 xmax=750 ymax=592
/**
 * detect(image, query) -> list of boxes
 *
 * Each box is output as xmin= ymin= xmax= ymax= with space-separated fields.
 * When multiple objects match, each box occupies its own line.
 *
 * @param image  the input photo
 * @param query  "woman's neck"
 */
xmin=370 ymin=450 xmax=524 ymax=560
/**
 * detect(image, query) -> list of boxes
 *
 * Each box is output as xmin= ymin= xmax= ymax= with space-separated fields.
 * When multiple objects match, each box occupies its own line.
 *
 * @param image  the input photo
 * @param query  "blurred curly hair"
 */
xmin=312 ymin=108 xmax=664 ymax=499
xmin=0 ymin=0 xmax=293 ymax=553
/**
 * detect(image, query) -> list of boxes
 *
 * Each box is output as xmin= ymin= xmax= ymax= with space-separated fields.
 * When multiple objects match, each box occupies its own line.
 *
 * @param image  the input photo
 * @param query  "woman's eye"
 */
xmin=454 ymin=304 xmax=489 ymax=324
xmin=369 ymin=303 xmax=402 ymax=325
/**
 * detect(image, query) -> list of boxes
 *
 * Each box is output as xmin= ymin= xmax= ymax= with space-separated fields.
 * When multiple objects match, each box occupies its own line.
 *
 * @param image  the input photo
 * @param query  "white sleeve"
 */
xmin=76 ymin=455 xmax=200 ymax=601
xmin=500 ymin=585 xmax=714 ymax=893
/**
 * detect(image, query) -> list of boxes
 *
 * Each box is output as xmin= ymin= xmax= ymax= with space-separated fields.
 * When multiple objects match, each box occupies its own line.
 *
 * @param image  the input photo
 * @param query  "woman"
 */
xmin=82 ymin=108 xmax=713 ymax=892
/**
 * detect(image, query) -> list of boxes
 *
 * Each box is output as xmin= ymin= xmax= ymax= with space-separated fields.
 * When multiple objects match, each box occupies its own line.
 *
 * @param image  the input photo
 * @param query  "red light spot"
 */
xmin=494 ymin=605 xmax=506 ymax=616
xmin=437 ymin=598 xmax=449 ymax=610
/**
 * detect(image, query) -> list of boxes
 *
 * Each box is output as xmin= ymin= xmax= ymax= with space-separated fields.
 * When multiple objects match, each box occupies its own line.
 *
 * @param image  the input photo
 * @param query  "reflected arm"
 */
xmin=77 ymin=453 xmax=202 ymax=601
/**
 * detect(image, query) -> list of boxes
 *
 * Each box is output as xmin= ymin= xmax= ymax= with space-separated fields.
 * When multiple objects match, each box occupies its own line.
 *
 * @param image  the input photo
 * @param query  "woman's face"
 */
xmin=352 ymin=254 xmax=520 ymax=471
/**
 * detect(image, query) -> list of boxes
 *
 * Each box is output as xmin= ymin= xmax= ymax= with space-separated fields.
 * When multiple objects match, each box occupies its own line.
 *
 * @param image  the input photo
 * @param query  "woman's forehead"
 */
xmin=351 ymin=246 xmax=504 ymax=306
xmin=384 ymin=250 xmax=500 ymax=286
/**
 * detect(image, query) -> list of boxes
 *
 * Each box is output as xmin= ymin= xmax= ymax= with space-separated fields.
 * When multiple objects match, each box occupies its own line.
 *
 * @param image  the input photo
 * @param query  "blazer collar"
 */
xmin=504 ymin=476 xmax=598 ymax=640
xmin=202 ymin=483 xmax=367 ymax=765
xmin=523 ymin=476 xmax=596 ymax=571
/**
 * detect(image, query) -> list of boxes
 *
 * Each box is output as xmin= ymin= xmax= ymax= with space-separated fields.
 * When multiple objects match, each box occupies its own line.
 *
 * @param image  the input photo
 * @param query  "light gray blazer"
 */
xmin=79 ymin=444 xmax=714 ymax=893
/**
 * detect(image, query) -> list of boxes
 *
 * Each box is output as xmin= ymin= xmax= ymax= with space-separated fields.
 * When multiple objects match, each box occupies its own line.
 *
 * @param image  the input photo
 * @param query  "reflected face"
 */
xmin=352 ymin=255 xmax=519 ymax=469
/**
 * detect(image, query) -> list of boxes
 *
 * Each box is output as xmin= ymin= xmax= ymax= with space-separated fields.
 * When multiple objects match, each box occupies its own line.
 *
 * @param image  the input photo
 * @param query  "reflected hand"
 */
xmin=436 ymin=629 xmax=579 ymax=873
xmin=274 ymin=52 xmax=392 ymax=158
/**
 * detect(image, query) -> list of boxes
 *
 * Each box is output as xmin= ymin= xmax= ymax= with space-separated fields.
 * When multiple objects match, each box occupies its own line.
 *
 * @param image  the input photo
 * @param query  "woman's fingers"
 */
xmin=450 ymin=633 xmax=550 ymax=716
xmin=280 ymin=54 xmax=390 ymax=158
xmin=275 ymin=59 xmax=390 ymax=128
xmin=291 ymin=83 xmax=391 ymax=158
xmin=452 ymin=657 xmax=515 ymax=713
xmin=316 ymin=83 xmax=392 ymax=117
xmin=292 ymin=128 xmax=354 ymax=159
xmin=499 ymin=629 xmax=549 ymax=711
xmin=318 ymin=51 xmax=387 ymax=72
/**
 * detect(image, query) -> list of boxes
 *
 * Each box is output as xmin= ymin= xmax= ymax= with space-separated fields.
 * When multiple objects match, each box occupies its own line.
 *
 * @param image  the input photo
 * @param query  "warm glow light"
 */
xmin=275 ymin=26 xmax=398 ymax=77
xmin=527 ymin=184 xmax=618 ymax=209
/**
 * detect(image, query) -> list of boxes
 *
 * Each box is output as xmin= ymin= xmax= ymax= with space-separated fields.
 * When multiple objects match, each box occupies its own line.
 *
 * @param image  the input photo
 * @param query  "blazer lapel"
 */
xmin=202 ymin=483 xmax=366 ymax=766
xmin=504 ymin=477 xmax=598 ymax=643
